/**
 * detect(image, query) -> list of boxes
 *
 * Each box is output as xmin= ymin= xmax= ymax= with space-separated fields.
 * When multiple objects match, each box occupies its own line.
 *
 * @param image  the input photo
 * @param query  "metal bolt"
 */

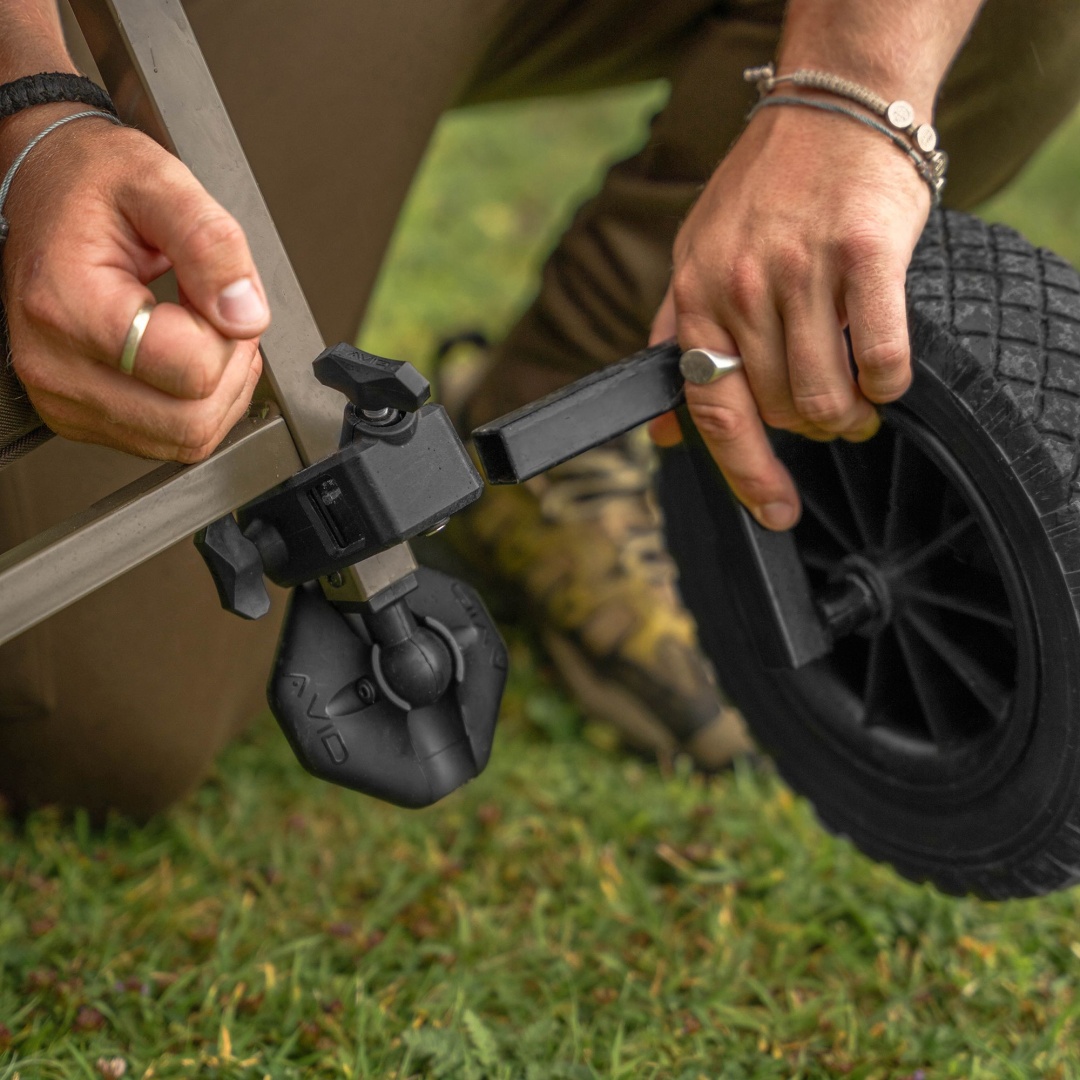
xmin=327 ymin=570 xmax=344 ymax=588
xmin=360 ymin=407 xmax=404 ymax=426
xmin=356 ymin=678 xmax=377 ymax=706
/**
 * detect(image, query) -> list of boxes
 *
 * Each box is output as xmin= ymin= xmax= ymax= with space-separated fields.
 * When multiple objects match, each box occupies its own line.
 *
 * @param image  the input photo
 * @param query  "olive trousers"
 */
xmin=1 ymin=0 xmax=1077 ymax=817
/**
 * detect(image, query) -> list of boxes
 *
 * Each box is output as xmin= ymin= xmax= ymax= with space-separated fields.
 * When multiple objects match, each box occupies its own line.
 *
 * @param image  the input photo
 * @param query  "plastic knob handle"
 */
xmin=194 ymin=514 xmax=272 ymax=620
xmin=313 ymin=343 xmax=430 ymax=413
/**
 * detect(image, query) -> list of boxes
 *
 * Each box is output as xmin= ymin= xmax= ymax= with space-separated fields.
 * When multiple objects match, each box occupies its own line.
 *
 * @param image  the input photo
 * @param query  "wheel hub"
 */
xmin=818 ymin=553 xmax=894 ymax=639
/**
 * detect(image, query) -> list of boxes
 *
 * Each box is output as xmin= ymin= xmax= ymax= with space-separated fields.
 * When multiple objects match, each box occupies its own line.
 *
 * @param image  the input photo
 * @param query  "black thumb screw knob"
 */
xmin=312 ymin=343 xmax=430 ymax=413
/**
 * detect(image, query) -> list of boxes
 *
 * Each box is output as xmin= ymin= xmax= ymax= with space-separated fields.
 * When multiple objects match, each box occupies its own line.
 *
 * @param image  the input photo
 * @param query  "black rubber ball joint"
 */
xmin=374 ymin=625 xmax=454 ymax=708
xmin=366 ymin=598 xmax=455 ymax=709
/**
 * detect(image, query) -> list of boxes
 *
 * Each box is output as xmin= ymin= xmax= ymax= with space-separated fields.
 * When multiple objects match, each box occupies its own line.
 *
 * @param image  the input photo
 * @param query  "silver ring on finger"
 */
xmin=118 ymin=300 xmax=155 ymax=376
xmin=679 ymin=347 xmax=742 ymax=386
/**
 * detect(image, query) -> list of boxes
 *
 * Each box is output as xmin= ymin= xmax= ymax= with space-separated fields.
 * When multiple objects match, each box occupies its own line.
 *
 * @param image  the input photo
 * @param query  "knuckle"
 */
xmin=857 ymin=340 xmax=912 ymax=398
xmin=687 ymin=397 xmax=750 ymax=445
xmin=176 ymin=442 xmax=214 ymax=465
xmin=739 ymin=475 xmax=787 ymax=506
xmin=176 ymin=409 xmax=221 ymax=459
xmin=718 ymin=457 xmax=790 ymax=508
xmin=836 ymin=229 xmax=893 ymax=274
xmin=725 ymin=257 xmax=767 ymax=316
xmin=671 ymin=269 xmax=704 ymax=317
xmin=181 ymin=208 xmax=247 ymax=267
xmin=182 ymin=357 xmax=222 ymax=400
xmin=13 ymin=350 xmax=74 ymax=401
xmin=792 ymin=389 xmax=856 ymax=428
xmin=19 ymin=277 xmax=63 ymax=330
xmin=772 ymin=245 xmax=814 ymax=294
xmin=10 ymin=349 xmax=46 ymax=391
xmin=858 ymin=338 xmax=909 ymax=375
xmin=758 ymin=406 xmax=800 ymax=430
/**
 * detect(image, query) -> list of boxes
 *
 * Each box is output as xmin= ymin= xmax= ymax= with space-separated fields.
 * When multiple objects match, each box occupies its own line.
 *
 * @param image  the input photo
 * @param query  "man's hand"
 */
xmin=649 ymin=103 xmax=929 ymax=530
xmin=648 ymin=0 xmax=984 ymax=531
xmin=1 ymin=112 xmax=269 ymax=462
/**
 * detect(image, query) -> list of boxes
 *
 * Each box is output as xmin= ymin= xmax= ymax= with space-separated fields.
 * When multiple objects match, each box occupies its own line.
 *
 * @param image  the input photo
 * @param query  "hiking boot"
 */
xmin=433 ymin=334 xmax=754 ymax=770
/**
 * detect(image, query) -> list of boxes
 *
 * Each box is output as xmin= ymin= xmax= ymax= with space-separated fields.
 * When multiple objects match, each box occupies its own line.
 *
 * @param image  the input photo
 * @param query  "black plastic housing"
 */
xmin=193 ymin=514 xmax=271 ymax=619
xmin=236 ymin=404 xmax=482 ymax=587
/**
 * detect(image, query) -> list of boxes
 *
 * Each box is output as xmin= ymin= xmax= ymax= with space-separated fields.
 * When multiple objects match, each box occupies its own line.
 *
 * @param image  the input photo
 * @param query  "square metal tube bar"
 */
xmin=0 ymin=411 xmax=299 ymax=645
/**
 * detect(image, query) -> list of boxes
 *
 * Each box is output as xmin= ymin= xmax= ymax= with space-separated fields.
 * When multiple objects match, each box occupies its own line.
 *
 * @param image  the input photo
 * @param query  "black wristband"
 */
xmin=0 ymin=72 xmax=116 ymax=123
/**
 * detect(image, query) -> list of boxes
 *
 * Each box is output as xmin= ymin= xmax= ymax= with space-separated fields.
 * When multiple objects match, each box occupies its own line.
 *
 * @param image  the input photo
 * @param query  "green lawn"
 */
xmin=4 ymin=90 xmax=1080 ymax=1079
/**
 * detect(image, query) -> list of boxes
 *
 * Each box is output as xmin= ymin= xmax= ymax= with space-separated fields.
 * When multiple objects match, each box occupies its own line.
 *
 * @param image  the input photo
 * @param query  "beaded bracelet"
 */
xmin=744 ymin=63 xmax=947 ymax=200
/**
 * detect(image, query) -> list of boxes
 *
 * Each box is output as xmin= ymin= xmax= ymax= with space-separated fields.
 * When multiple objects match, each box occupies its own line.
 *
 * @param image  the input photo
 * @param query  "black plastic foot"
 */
xmin=268 ymin=567 xmax=507 ymax=808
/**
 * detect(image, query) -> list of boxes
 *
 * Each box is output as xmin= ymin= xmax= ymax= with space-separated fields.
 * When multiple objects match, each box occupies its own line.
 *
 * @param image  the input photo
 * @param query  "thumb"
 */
xmin=122 ymin=156 xmax=270 ymax=339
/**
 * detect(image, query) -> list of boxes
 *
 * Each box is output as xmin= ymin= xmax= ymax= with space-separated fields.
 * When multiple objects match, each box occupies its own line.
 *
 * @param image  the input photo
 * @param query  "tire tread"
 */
xmin=899 ymin=211 xmax=1080 ymax=896
xmin=912 ymin=212 xmax=1080 ymax=500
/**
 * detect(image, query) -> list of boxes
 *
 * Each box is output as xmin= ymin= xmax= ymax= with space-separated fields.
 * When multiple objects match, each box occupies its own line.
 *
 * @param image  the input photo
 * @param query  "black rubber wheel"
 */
xmin=661 ymin=209 xmax=1080 ymax=899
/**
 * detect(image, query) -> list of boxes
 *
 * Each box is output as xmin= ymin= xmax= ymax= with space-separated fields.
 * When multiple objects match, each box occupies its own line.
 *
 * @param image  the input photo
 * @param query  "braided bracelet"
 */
xmin=0 ymin=72 xmax=116 ymax=124
xmin=0 ymin=110 xmax=123 ymax=248
xmin=745 ymin=63 xmax=942 ymax=151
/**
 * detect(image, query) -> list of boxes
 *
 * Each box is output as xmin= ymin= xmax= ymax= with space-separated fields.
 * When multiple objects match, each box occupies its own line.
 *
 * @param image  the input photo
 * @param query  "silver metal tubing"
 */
xmin=0 ymin=412 xmax=300 ymax=646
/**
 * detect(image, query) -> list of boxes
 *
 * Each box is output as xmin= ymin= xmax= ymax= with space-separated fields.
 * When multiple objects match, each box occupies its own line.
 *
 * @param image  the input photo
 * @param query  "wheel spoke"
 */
xmin=767 ymin=406 xmax=1029 ymax=776
xmin=893 ymin=620 xmax=977 ymax=745
xmin=861 ymin=627 xmax=928 ymax=737
xmin=829 ymin=432 xmax=895 ymax=551
xmin=900 ymin=585 xmax=1014 ymax=631
xmin=861 ymin=632 xmax=889 ymax=720
xmin=883 ymin=431 xmax=945 ymax=554
xmin=800 ymin=491 xmax=859 ymax=554
xmin=892 ymin=515 xmax=978 ymax=576
xmin=901 ymin=608 xmax=1011 ymax=724
xmin=773 ymin=431 xmax=861 ymax=554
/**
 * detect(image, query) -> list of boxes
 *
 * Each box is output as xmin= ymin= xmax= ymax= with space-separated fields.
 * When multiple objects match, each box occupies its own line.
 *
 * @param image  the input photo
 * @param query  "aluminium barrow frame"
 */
xmin=0 ymin=0 xmax=417 ymax=647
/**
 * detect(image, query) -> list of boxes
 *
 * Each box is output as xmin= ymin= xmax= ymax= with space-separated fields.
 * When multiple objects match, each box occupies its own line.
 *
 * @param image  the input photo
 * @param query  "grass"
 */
xmin=4 ymin=88 xmax=1080 ymax=1078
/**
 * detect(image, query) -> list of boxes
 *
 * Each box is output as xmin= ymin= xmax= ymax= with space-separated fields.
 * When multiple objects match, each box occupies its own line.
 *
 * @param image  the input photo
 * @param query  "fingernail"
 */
xmin=218 ymin=277 xmax=267 ymax=327
xmin=759 ymin=501 xmax=797 ymax=530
